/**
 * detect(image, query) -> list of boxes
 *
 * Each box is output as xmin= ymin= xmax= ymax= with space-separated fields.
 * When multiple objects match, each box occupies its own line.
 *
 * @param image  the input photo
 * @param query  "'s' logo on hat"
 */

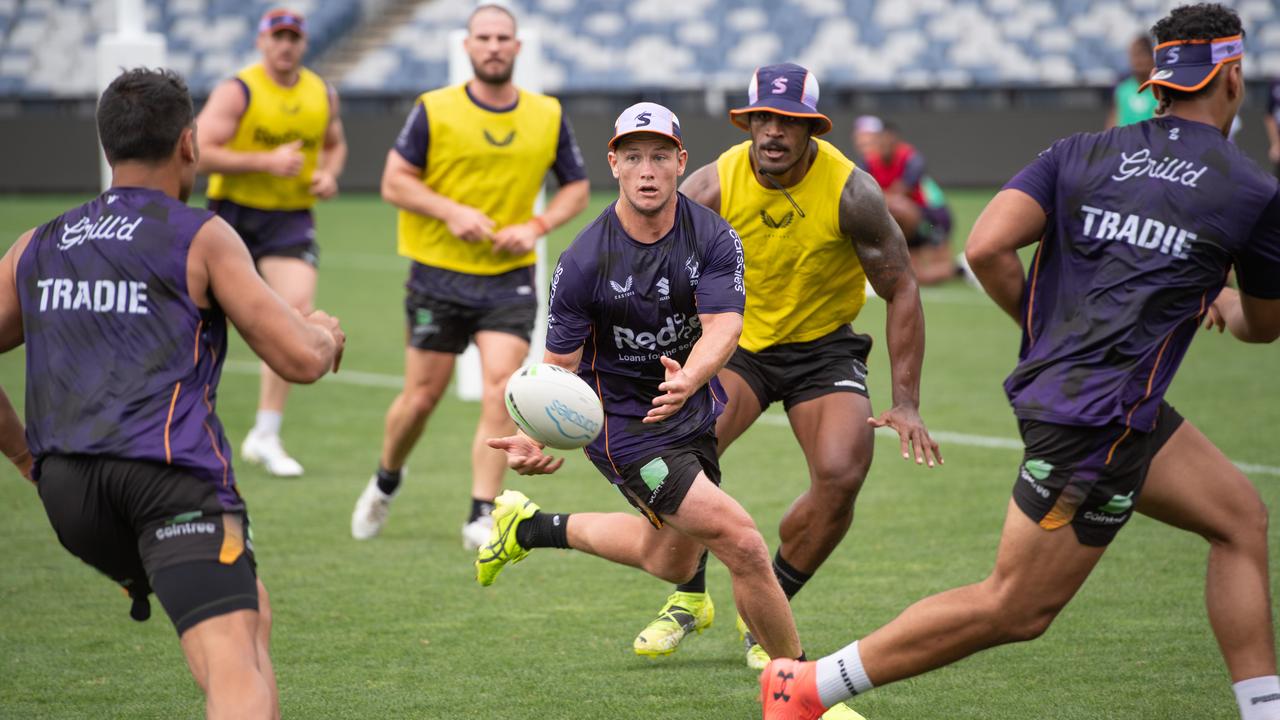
xmin=635 ymin=111 xmax=651 ymax=127
xmin=771 ymin=77 xmax=788 ymax=94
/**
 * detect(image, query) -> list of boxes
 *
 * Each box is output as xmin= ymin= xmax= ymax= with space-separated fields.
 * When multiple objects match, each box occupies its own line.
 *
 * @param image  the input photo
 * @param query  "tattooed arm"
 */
xmin=841 ymin=167 xmax=941 ymax=466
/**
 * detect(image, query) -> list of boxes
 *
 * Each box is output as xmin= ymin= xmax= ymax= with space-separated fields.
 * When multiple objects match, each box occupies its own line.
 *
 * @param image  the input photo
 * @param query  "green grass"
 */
xmin=1 ymin=190 xmax=1278 ymax=719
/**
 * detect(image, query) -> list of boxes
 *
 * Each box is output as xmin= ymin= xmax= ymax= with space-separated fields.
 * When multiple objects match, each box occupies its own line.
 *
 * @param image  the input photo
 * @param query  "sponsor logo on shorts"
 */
xmin=1252 ymin=693 xmax=1280 ymax=706
xmin=1082 ymin=511 xmax=1127 ymax=525
xmin=833 ymin=379 xmax=865 ymax=390
xmin=412 ymin=308 xmax=439 ymax=340
xmin=1020 ymin=459 xmax=1053 ymax=499
xmin=639 ymin=457 xmax=669 ymax=503
xmin=1099 ymin=492 xmax=1134 ymax=514
xmin=154 ymin=521 xmax=218 ymax=541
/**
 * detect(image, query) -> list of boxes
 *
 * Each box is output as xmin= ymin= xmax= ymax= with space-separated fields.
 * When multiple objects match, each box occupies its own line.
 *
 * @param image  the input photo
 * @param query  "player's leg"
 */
xmin=781 ymin=391 xmax=874 ymax=591
xmin=464 ymin=329 xmax=530 ymax=549
xmin=763 ymin=500 xmax=1106 ymax=719
xmin=241 ymin=255 xmax=317 ymax=477
xmin=884 ymin=194 xmax=922 ymax=240
xmin=714 ymin=366 xmax=767 ymax=454
xmin=909 ymin=243 xmax=957 ymax=286
xmin=351 ymin=346 xmax=455 ymax=539
xmin=253 ymin=579 xmax=279 ymax=720
xmin=177 ymin=606 xmax=273 ymax=719
xmin=1135 ymin=419 xmax=1279 ymax=716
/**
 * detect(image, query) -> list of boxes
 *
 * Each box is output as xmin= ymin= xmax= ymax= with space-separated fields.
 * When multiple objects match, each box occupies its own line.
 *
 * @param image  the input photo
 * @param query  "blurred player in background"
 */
xmin=350 ymin=4 xmax=589 ymax=548
xmin=0 ymin=68 xmax=345 ymax=718
xmin=1106 ymin=33 xmax=1158 ymax=128
xmin=763 ymin=6 xmax=1280 ymax=719
xmin=631 ymin=65 xmax=936 ymax=677
xmin=197 ymin=8 xmax=348 ymax=477
xmin=853 ymin=115 xmax=957 ymax=285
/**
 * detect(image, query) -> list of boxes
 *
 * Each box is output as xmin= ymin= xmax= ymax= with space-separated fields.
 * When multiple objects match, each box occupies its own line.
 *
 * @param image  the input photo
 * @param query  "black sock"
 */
xmin=772 ymin=551 xmax=813 ymax=600
xmin=514 ymin=511 xmax=570 ymax=549
xmin=796 ymin=651 xmax=806 ymax=661
xmin=469 ymin=497 xmax=495 ymax=523
xmin=375 ymin=466 xmax=402 ymax=495
xmin=676 ymin=550 xmax=709 ymax=593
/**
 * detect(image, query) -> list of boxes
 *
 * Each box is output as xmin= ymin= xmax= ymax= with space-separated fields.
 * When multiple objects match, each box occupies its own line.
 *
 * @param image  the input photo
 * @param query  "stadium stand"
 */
xmin=1 ymin=0 xmax=1277 ymax=97
xmin=0 ymin=0 xmax=359 ymax=96
xmin=340 ymin=0 xmax=1279 ymax=93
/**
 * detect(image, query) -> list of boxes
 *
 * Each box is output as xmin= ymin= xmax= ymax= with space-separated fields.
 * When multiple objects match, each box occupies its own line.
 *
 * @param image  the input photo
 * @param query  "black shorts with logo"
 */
xmin=404 ymin=263 xmax=538 ymax=353
xmin=209 ymin=198 xmax=319 ymax=267
xmin=36 ymin=455 xmax=258 ymax=635
xmin=591 ymin=432 xmax=722 ymax=529
xmin=1012 ymin=402 xmax=1184 ymax=547
xmin=727 ymin=325 xmax=872 ymax=412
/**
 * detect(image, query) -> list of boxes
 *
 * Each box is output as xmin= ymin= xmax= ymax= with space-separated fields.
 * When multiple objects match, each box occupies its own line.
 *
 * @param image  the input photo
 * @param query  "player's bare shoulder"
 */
xmin=679 ymin=161 xmax=721 ymax=215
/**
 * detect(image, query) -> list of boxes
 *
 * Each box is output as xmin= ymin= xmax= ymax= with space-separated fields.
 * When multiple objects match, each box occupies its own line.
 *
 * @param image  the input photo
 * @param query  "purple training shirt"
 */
xmin=1003 ymin=116 xmax=1280 ymax=431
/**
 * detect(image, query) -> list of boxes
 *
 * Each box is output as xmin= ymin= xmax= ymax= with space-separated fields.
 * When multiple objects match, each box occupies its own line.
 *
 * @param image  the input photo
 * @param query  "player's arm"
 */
xmin=381 ymin=150 xmax=494 ymax=243
xmin=679 ymin=162 xmax=721 ymax=215
xmin=189 ymin=216 xmax=344 ymax=382
xmin=1209 ymin=192 xmax=1280 ymax=343
xmin=309 ymin=85 xmax=347 ymax=200
xmin=842 ymin=168 xmax=941 ymax=466
xmin=645 ymin=311 xmax=741 ymax=424
xmin=0 ymin=387 xmax=30 ymax=482
xmin=492 ymin=113 xmax=591 ymax=254
xmin=195 ymin=79 xmax=303 ymax=177
xmin=965 ymin=190 xmax=1046 ymax=322
xmin=0 ymin=231 xmax=34 ymax=482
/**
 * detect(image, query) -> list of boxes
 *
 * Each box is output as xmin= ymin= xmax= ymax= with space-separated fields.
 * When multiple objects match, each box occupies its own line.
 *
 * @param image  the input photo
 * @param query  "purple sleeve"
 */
xmin=545 ymin=253 xmax=594 ymax=353
xmin=1238 ymin=189 xmax=1280 ymax=300
xmin=551 ymin=115 xmax=588 ymax=186
xmin=1003 ymin=141 xmax=1060 ymax=215
xmin=694 ymin=221 xmax=747 ymax=315
xmin=392 ymin=101 xmax=429 ymax=169
xmin=901 ymin=151 xmax=926 ymax=189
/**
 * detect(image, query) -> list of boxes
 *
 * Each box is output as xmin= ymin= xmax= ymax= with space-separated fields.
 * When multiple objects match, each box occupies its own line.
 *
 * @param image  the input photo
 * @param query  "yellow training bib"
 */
xmin=717 ymin=138 xmax=866 ymax=352
xmin=206 ymin=63 xmax=330 ymax=211
xmin=397 ymin=85 xmax=562 ymax=276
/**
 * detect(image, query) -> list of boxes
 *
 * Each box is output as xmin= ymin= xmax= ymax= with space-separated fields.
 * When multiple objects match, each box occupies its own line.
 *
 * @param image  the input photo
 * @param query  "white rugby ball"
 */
xmin=504 ymin=363 xmax=604 ymax=450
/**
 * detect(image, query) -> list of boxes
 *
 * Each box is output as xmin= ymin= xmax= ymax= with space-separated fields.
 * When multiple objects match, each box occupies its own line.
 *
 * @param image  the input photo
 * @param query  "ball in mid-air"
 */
xmin=504 ymin=363 xmax=604 ymax=450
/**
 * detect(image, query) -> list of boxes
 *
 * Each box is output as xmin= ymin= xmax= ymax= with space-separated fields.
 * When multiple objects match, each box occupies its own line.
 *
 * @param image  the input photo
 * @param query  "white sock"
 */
xmin=1235 ymin=676 xmax=1280 ymax=720
xmin=252 ymin=410 xmax=282 ymax=438
xmin=815 ymin=640 xmax=874 ymax=708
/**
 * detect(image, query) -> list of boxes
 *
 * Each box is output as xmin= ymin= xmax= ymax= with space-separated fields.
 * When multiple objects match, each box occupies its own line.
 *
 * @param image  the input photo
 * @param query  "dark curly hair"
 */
xmin=1148 ymin=4 xmax=1244 ymax=113
xmin=97 ymin=68 xmax=194 ymax=164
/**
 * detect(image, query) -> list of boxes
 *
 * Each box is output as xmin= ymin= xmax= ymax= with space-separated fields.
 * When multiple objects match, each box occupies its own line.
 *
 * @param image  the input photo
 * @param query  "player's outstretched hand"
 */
xmin=305 ymin=309 xmax=346 ymax=373
xmin=309 ymin=169 xmax=339 ymax=200
xmin=491 ymin=221 xmax=540 ymax=255
xmin=447 ymin=205 xmax=496 ymax=243
xmin=645 ymin=355 xmax=694 ymax=424
xmin=867 ymin=404 xmax=943 ymax=467
xmin=1203 ymin=287 xmax=1238 ymax=333
xmin=264 ymin=140 xmax=305 ymax=177
xmin=487 ymin=435 xmax=564 ymax=475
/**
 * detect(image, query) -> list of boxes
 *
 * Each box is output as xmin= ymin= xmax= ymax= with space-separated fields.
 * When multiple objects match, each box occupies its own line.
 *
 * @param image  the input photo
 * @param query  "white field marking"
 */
xmin=217 ymin=360 xmax=1280 ymax=478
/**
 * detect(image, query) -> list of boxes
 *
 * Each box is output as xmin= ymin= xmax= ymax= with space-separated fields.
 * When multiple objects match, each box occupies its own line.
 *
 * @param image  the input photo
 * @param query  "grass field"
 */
xmin=1 ymin=189 xmax=1278 ymax=720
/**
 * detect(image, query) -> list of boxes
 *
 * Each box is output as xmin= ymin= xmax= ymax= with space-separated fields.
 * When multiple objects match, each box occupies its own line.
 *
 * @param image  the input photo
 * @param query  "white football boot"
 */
xmin=461 ymin=514 xmax=495 ymax=551
xmin=241 ymin=431 xmax=304 ymax=477
xmin=351 ymin=473 xmax=399 ymax=540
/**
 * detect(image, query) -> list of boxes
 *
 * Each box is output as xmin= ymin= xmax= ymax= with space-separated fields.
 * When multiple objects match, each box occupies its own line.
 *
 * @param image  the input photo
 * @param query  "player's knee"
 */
xmin=712 ymin=526 xmax=770 ymax=575
xmin=646 ymin=554 xmax=703 ymax=585
xmin=1001 ymin=605 xmax=1058 ymax=643
xmin=1215 ymin=494 xmax=1269 ymax=551
xmin=812 ymin=457 xmax=869 ymax=506
xmin=402 ymin=385 xmax=443 ymax=418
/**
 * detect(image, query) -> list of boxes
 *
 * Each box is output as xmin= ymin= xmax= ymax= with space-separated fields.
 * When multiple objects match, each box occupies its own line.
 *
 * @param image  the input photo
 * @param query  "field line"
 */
xmin=221 ymin=361 xmax=1280 ymax=478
